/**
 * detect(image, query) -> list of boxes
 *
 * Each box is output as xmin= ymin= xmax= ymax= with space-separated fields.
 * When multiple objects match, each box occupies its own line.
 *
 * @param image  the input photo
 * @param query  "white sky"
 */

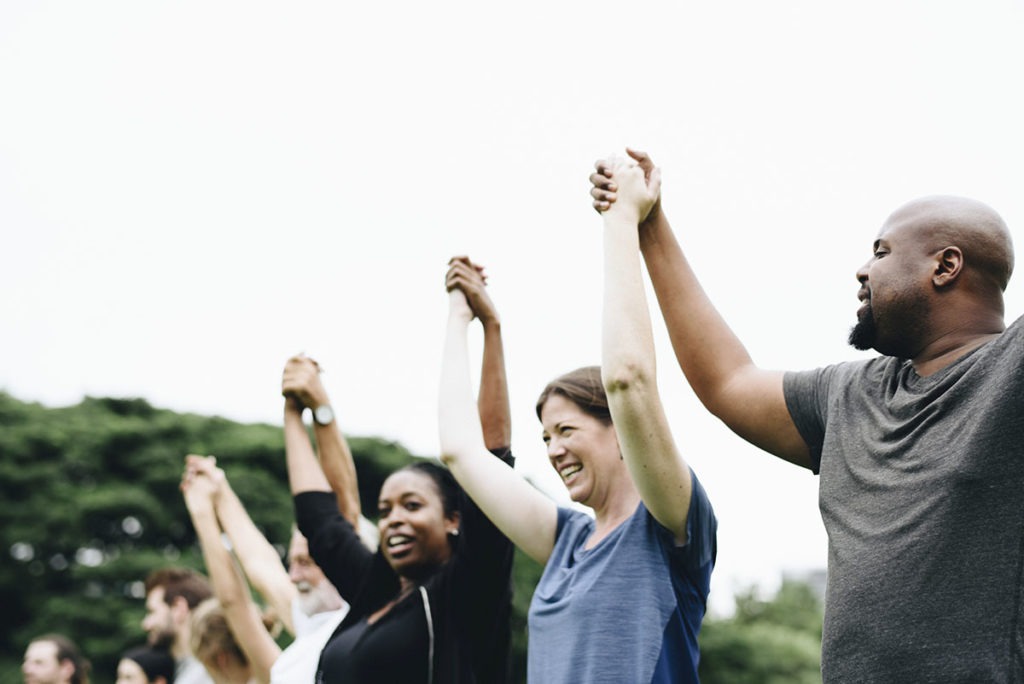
xmin=2 ymin=1 xmax=1022 ymax=615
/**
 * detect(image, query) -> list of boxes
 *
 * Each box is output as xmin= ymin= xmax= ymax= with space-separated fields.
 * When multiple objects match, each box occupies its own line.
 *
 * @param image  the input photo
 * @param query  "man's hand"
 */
xmin=281 ymin=355 xmax=330 ymax=411
xmin=590 ymin=148 xmax=662 ymax=225
xmin=445 ymin=256 xmax=499 ymax=325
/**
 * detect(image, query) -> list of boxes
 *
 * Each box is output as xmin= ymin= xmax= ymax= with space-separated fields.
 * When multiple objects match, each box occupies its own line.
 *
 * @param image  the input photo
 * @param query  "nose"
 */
xmin=546 ymin=437 xmax=566 ymax=460
xmin=382 ymin=509 xmax=406 ymax=529
xmin=288 ymin=563 xmax=302 ymax=583
xmin=856 ymin=259 xmax=870 ymax=284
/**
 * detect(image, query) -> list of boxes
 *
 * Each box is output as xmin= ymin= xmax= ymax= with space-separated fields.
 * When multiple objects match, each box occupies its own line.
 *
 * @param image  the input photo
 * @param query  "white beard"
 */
xmin=295 ymin=580 xmax=344 ymax=617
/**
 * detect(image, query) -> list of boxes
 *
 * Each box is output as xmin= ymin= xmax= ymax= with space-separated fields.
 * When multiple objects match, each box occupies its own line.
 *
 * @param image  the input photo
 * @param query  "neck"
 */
xmin=590 ymin=480 xmax=641 ymax=539
xmin=172 ymin=632 xmax=189 ymax=661
xmin=911 ymin=323 xmax=1004 ymax=376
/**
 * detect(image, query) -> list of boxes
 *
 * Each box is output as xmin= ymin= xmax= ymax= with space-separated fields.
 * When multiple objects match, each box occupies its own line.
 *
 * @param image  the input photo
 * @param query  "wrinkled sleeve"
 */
xmin=784 ymin=366 xmax=837 ymax=474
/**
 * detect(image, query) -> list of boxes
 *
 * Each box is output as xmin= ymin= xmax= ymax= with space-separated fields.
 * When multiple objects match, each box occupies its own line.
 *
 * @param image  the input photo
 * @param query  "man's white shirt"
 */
xmin=270 ymin=599 xmax=348 ymax=683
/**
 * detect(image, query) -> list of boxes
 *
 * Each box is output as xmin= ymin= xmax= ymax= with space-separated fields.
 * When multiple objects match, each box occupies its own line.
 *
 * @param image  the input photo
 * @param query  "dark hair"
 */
xmin=32 ymin=634 xmax=91 ymax=684
xmin=144 ymin=567 xmax=212 ymax=609
xmin=535 ymin=366 xmax=611 ymax=425
xmin=122 ymin=646 xmax=175 ymax=683
xmin=397 ymin=460 xmax=462 ymax=519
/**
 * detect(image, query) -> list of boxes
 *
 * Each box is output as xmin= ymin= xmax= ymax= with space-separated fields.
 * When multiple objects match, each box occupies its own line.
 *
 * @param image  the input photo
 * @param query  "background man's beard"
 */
xmin=296 ymin=580 xmax=343 ymax=616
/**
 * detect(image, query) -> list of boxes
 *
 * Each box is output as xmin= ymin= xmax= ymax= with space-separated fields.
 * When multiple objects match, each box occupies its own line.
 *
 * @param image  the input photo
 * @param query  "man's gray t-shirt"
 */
xmin=785 ymin=315 xmax=1024 ymax=683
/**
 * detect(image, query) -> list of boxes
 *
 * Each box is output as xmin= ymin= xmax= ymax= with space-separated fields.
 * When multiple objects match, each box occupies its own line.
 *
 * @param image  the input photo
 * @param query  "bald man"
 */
xmin=592 ymin=152 xmax=1022 ymax=682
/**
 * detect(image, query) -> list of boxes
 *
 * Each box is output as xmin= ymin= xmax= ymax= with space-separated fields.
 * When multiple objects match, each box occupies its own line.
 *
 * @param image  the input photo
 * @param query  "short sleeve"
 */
xmin=784 ymin=366 xmax=837 ymax=474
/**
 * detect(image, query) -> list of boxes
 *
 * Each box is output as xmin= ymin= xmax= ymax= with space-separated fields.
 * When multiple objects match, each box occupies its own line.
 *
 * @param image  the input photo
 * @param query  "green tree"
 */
xmin=699 ymin=579 xmax=824 ymax=684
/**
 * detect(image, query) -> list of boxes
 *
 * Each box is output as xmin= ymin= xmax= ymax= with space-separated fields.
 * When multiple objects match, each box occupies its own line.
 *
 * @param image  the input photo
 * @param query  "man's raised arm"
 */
xmin=591 ymin=149 xmax=810 ymax=468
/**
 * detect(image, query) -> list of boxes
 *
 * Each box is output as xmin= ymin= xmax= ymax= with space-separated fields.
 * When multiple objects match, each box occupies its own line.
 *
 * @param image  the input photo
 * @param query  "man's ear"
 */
xmin=58 ymin=658 xmax=75 ymax=683
xmin=170 ymin=595 xmax=192 ymax=627
xmin=933 ymin=246 xmax=964 ymax=287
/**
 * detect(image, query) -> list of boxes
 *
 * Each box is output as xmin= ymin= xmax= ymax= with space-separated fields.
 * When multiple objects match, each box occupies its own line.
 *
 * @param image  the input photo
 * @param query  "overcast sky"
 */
xmin=3 ymin=0 xmax=1022 ymax=614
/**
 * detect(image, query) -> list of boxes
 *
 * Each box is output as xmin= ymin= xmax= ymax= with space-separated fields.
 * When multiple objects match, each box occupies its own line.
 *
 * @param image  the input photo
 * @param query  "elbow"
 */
xmin=439 ymin=449 xmax=456 ymax=468
xmin=602 ymin=359 xmax=653 ymax=396
xmin=438 ymin=440 xmax=463 ymax=468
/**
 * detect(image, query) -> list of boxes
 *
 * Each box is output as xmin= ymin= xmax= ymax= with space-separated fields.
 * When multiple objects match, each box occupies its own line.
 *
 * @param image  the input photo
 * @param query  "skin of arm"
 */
xmin=438 ymin=282 xmax=558 ymax=565
xmin=281 ymin=356 xmax=363 ymax=526
xmin=446 ymin=256 xmax=512 ymax=450
xmin=181 ymin=455 xmax=281 ymax=683
xmin=282 ymin=397 xmax=333 ymax=495
xmin=600 ymin=157 xmax=692 ymax=542
xmin=591 ymin=149 xmax=811 ymax=468
xmin=211 ymin=470 xmax=298 ymax=637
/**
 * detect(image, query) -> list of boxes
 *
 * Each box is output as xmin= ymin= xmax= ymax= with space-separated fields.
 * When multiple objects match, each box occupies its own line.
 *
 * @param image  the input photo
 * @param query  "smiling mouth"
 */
xmin=559 ymin=464 xmax=582 ymax=481
xmin=386 ymin=534 xmax=414 ymax=557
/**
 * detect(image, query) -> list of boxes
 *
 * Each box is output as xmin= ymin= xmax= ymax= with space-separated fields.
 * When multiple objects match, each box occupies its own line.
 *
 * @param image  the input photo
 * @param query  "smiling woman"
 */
xmin=288 ymin=255 xmax=516 ymax=684
xmin=439 ymin=157 xmax=718 ymax=683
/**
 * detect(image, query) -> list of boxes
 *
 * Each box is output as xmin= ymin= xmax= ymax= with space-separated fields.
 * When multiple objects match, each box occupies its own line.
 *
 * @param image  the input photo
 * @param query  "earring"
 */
xmin=448 ymin=528 xmax=460 ymax=537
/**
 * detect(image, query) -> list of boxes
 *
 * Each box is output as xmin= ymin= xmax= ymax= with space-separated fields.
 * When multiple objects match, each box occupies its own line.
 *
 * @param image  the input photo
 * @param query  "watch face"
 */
xmin=314 ymin=405 xmax=334 ymax=425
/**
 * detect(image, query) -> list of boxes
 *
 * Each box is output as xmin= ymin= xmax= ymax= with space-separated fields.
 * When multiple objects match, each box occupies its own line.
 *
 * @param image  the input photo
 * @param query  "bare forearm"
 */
xmin=314 ymin=421 xmax=363 ymax=528
xmin=440 ymin=312 xmax=488 ymax=461
xmin=214 ymin=484 xmax=296 ymax=635
xmin=639 ymin=211 xmax=811 ymax=466
xmin=478 ymin=319 xmax=512 ymax=449
xmin=284 ymin=405 xmax=331 ymax=494
xmin=190 ymin=504 xmax=249 ymax=609
xmin=603 ymin=214 xmax=657 ymax=389
xmin=639 ymin=212 xmax=755 ymax=406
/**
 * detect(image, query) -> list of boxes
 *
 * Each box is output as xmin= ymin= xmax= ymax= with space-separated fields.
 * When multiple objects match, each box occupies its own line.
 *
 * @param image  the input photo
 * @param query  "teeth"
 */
xmin=388 ymin=535 xmax=411 ymax=547
xmin=560 ymin=464 xmax=582 ymax=480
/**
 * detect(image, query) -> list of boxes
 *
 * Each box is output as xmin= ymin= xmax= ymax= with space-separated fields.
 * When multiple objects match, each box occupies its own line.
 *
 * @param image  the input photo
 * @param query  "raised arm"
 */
xmin=438 ymin=278 xmax=558 ymax=564
xmin=181 ymin=455 xmax=280 ymax=684
xmin=591 ymin=149 xmax=810 ymax=468
xmin=598 ymin=156 xmax=692 ymax=541
xmin=281 ymin=355 xmax=363 ymax=525
xmin=281 ymin=391 xmax=332 ymax=496
xmin=446 ymin=256 xmax=511 ymax=450
xmin=210 ymin=466 xmax=298 ymax=636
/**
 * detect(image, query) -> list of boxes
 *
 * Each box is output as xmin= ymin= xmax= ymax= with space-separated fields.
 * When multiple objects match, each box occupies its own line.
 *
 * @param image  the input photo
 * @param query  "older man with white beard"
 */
xmin=194 ymin=452 xmax=375 ymax=684
xmin=186 ymin=356 xmax=377 ymax=683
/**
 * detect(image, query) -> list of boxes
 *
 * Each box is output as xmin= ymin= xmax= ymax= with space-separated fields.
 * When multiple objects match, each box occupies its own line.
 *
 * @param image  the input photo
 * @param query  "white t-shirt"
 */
xmin=270 ymin=599 xmax=348 ymax=684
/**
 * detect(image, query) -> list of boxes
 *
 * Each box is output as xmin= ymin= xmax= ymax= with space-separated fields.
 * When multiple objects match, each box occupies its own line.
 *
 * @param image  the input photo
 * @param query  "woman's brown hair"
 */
xmin=535 ymin=366 xmax=611 ymax=425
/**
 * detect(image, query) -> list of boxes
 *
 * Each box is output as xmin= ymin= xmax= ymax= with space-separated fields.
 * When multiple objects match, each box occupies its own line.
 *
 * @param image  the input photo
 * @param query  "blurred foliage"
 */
xmin=699 ymin=579 xmax=824 ymax=683
xmin=0 ymin=392 xmax=541 ymax=683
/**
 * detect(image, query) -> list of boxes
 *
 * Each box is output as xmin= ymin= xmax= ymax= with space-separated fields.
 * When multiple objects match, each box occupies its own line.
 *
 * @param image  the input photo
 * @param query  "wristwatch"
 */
xmin=313 ymin=404 xmax=335 ymax=426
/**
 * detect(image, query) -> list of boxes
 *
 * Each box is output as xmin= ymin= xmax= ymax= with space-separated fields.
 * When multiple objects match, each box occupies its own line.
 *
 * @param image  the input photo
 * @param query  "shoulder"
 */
xmin=551 ymin=507 xmax=594 ymax=545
